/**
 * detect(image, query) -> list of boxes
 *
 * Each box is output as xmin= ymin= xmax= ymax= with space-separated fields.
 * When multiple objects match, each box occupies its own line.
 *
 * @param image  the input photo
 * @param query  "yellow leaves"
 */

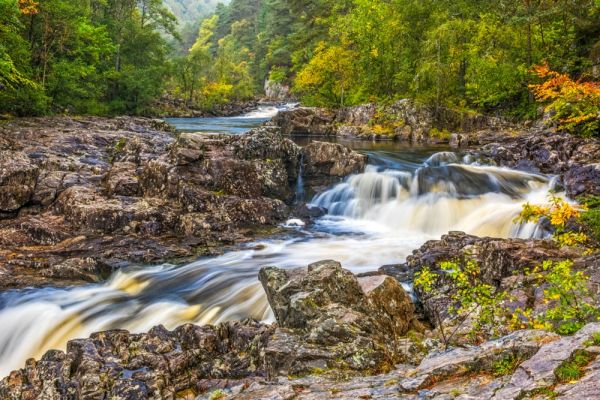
xmin=18 ymin=0 xmax=39 ymax=15
xmin=517 ymin=196 xmax=582 ymax=230
xmin=530 ymin=64 xmax=600 ymax=136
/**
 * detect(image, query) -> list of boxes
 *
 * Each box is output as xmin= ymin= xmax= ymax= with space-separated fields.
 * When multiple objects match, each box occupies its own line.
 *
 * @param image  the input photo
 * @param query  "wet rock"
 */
xmin=302 ymin=141 xmax=367 ymax=188
xmin=0 ymin=321 xmax=274 ymax=400
xmin=1 ymin=118 xmax=363 ymax=287
xmin=0 ymin=151 xmax=38 ymax=213
xmin=478 ymin=131 xmax=600 ymax=197
xmin=564 ymin=163 xmax=600 ymax=198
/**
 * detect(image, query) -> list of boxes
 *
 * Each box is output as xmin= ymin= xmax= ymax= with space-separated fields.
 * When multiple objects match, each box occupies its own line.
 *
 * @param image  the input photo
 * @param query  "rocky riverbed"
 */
xmin=271 ymin=102 xmax=600 ymax=198
xmin=0 ymin=117 xmax=365 ymax=289
xmin=0 ymin=109 xmax=599 ymax=400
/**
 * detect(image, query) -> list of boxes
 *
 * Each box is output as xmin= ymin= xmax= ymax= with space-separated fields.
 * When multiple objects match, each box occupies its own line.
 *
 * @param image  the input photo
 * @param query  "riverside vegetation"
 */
xmin=1 ymin=0 xmax=599 ymax=121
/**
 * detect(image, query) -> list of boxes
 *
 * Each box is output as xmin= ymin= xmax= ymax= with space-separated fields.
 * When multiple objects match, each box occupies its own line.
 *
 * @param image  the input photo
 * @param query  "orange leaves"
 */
xmin=18 ymin=0 xmax=39 ymax=15
xmin=530 ymin=64 xmax=600 ymax=136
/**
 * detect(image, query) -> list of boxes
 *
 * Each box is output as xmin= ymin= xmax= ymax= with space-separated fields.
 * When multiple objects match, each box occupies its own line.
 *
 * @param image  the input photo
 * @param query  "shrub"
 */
xmin=530 ymin=65 xmax=600 ymax=137
xmin=516 ymin=195 xmax=589 ymax=247
xmin=414 ymin=260 xmax=510 ymax=347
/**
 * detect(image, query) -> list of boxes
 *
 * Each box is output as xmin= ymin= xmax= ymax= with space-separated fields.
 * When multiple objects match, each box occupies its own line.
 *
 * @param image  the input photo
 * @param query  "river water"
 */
xmin=0 ymin=107 xmax=555 ymax=376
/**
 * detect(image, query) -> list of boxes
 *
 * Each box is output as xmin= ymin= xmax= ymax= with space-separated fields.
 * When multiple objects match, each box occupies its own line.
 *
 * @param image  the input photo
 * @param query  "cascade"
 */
xmin=0 ymin=149 xmax=559 ymax=376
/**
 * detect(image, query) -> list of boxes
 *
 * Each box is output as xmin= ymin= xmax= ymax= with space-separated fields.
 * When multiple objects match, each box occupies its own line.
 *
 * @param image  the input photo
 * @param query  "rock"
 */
xmin=302 ymin=141 xmax=367 ymax=188
xmin=169 ymin=132 xmax=205 ymax=165
xmin=259 ymin=260 xmax=415 ymax=374
xmin=398 ymin=329 xmax=559 ymax=393
xmin=103 ymin=162 xmax=140 ymax=197
xmin=0 ymin=321 xmax=274 ymax=400
xmin=400 ymin=232 xmax=584 ymax=333
xmin=564 ymin=163 xmax=600 ymax=198
xmin=264 ymin=80 xmax=291 ymax=101
xmin=272 ymin=107 xmax=337 ymax=136
xmin=478 ymin=131 xmax=600 ymax=175
xmin=0 ymin=118 xmax=367 ymax=288
xmin=493 ymin=323 xmax=600 ymax=399
xmin=0 ymin=151 xmax=38 ymax=213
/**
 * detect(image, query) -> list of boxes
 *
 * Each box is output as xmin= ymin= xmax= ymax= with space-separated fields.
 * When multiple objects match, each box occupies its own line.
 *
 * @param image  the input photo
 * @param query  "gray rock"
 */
xmin=0 ymin=151 xmax=38 ymax=213
xmin=493 ymin=323 xmax=600 ymax=399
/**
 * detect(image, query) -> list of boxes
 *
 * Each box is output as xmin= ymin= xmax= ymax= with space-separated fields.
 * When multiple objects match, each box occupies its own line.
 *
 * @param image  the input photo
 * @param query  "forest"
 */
xmin=1 ymin=0 xmax=599 ymax=121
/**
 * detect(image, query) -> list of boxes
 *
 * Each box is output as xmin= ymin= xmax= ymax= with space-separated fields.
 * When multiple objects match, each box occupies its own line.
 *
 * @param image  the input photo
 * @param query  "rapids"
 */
xmin=0 ymin=116 xmax=561 ymax=376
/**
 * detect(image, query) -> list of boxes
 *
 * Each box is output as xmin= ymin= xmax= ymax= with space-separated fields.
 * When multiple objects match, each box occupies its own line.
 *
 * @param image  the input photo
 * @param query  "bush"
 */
xmin=530 ymin=65 xmax=600 ymax=137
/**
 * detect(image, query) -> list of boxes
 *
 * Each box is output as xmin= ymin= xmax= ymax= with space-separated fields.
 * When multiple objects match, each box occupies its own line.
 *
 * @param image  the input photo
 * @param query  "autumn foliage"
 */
xmin=531 ymin=65 xmax=600 ymax=137
xmin=18 ymin=0 xmax=39 ymax=15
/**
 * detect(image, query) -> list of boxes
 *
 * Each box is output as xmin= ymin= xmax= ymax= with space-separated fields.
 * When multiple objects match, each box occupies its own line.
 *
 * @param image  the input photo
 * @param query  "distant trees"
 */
xmin=184 ymin=0 xmax=599 ymax=118
xmin=1 ymin=0 xmax=599 ymax=118
xmin=0 ymin=0 xmax=177 ymax=116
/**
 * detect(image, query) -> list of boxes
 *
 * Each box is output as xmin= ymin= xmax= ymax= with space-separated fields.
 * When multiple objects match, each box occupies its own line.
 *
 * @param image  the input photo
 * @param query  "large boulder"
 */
xmin=260 ymin=260 xmax=416 ymax=374
xmin=384 ymin=232 xmax=585 ymax=334
xmin=0 ymin=151 xmax=38 ymax=214
xmin=564 ymin=163 xmax=600 ymax=198
xmin=271 ymin=107 xmax=337 ymax=135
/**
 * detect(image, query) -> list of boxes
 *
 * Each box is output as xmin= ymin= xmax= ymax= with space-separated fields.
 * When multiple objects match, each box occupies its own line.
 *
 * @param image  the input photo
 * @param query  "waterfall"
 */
xmin=0 ymin=150 xmax=561 ymax=376
xmin=312 ymin=162 xmax=552 ymax=238
xmin=295 ymin=153 xmax=305 ymax=204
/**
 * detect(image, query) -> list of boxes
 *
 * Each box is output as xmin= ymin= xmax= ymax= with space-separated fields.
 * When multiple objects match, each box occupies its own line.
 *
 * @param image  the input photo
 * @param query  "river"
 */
xmin=0 ymin=106 xmax=555 ymax=376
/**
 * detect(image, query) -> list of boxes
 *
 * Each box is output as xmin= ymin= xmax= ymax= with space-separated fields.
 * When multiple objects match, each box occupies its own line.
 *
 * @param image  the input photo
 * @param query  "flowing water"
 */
xmin=0 ymin=110 xmax=559 ymax=376
xmin=165 ymin=103 xmax=296 ymax=134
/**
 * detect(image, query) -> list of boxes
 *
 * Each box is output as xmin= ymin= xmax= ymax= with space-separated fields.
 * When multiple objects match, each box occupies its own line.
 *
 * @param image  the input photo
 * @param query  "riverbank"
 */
xmin=0 ymin=116 xmax=365 ymax=289
xmin=271 ymin=101 xmax=600 ymax=198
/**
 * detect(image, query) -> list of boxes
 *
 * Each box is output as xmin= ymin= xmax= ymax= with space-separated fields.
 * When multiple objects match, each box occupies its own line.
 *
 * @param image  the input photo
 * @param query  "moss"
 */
xmin=528 ymin=388 xmax=557 ymax=399
xmin=429 ymin=128 xmax=452 ymax=140
xmin=555 ymin=349 xmax=594 ymax=383
xmin=208 ymin=389 xmax=226 ymax=400
xmin=491 ymin=354 xmax=522 ymax=377
xmin=579 ymin=196 xmax=600 ymax=240
xmin=109 ymin=137 xmax=128 ymax=164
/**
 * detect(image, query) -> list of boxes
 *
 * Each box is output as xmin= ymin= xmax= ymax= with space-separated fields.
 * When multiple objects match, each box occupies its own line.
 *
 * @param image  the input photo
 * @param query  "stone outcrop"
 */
xmin=151 ymin=95 xmax=258 ymax=118
xmin=271 ymin=102 xmax=600 ymax=198
xmin=0 ymin=151 xmax=39 ymax=215
xmin=271 ymin=100 xmax=514 ymax=142
xmin=0 ymin=118 xmax=366 ymax=289
xmin=302 ymin=141 xmax=367 ymax=189
xmin=260 ymin=261 xmax=416 ymax=376
xmin=381 ymin=231 xmax=594 ymax=335
xmin=473 ymin=130 xmax=600 ymax=197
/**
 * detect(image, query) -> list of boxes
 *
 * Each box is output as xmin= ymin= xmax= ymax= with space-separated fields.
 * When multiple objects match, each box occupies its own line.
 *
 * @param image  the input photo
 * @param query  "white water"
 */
xmin=0 ymin=151 xmax=557 ymax=376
